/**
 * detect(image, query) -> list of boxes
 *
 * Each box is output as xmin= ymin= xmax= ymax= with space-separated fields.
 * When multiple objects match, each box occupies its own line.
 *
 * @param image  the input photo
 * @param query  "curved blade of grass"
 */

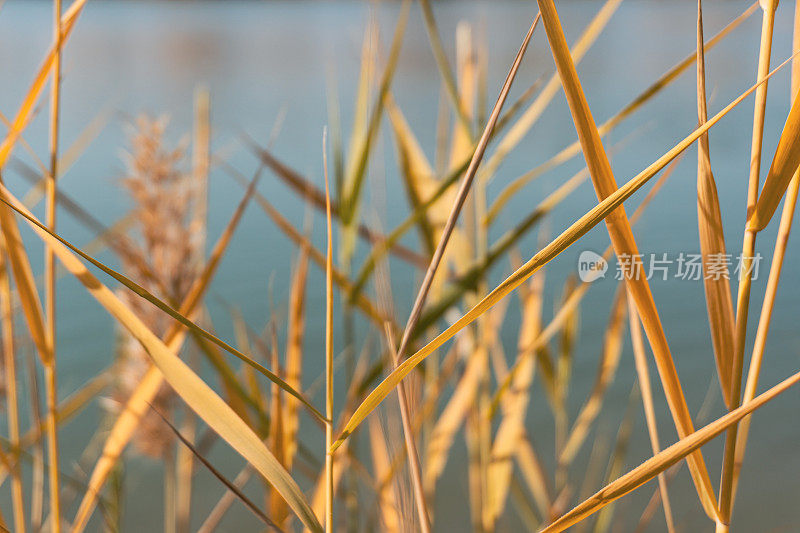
xmin=696 ymin=0 xmax=735 ymax=408
xmin=536 ymin=0 xmax=720 ymax=516
xmin=749 ymin=84 xmax=800 ymax=231
xmin=284 ymin=245 xmax=309 ymax=471
xmin=0 ymin=178 xmax=324 ymax=422
xmin=190 ymin=328 xmax=270 ymax=431
xmin=340 ymin=0 xmax=411 ymax=231
xmin=539 ymin=365 xmax=800 ymax=533
xmin=0 ymin=183 xmax=323 ymax=533
xmin=330 ymin=54 xmax=791 ymax=453
xmin=485 ymin=1 xmax=758 ymax=227
xmin=385 ymin=95 xmax=438 ymax=254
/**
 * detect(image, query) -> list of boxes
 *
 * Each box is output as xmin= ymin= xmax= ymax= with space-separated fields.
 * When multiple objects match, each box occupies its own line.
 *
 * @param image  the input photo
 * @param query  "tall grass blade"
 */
xmin=695 ymin=0 xmax=736 ymax=409
xmin=284 ymin=245 xmax=309 ymax=470
xmin=418 ymin=0 xmax=472 ymax=133
xmin=0 ymin=240 xmax=24 ymax=533
xmin=44 ymin=0 xmax=65 ymax=526
xmin=749 ymin=84 xmax=800 ymax=231
xmin=535 ymin=0 xmax=719 ymax=517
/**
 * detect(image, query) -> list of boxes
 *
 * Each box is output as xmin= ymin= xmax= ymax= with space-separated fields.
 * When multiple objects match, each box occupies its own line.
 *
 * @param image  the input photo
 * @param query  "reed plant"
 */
xmin=0 ymin=0 xmax=799 ymax=531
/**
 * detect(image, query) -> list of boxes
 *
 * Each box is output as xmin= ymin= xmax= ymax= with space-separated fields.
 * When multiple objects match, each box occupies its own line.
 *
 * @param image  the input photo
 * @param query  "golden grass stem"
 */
xmin=323 ymin=130 xmax=334 ymax=533
xmin=0 ymin=237 xmax=25 ymax=533
xmin=717 ymin=2 xmax=777 ymax=529
xmin=44 ymin=0 xmax=63 ymax=529
xmin=536 ymin=0 xmax=718 ymax=518
xmin=730 ymin=0 xmax=800 ymax=509
xmin=26 ymin=350 xmax=44 ymax=531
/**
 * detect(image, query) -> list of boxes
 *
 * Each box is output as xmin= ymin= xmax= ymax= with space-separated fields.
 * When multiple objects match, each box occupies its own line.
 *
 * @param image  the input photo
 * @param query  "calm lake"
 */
xmin=0 ymin=0 xmax=798 ymax=531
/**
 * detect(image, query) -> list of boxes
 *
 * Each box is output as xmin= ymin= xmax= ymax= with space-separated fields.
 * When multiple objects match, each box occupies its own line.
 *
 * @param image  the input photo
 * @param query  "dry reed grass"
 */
xmin=0 ymin=1 xmax=799 ymax=531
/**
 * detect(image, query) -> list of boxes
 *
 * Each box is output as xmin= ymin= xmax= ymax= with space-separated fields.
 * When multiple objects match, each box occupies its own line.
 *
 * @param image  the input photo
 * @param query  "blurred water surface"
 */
xmin=0 ymin=1 xmax=799 ymax=531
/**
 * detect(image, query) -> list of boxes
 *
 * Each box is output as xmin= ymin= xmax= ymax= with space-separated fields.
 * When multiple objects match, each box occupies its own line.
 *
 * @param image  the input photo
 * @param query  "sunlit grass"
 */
xmin=0 ymin=0 xmax=799 ymax=531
